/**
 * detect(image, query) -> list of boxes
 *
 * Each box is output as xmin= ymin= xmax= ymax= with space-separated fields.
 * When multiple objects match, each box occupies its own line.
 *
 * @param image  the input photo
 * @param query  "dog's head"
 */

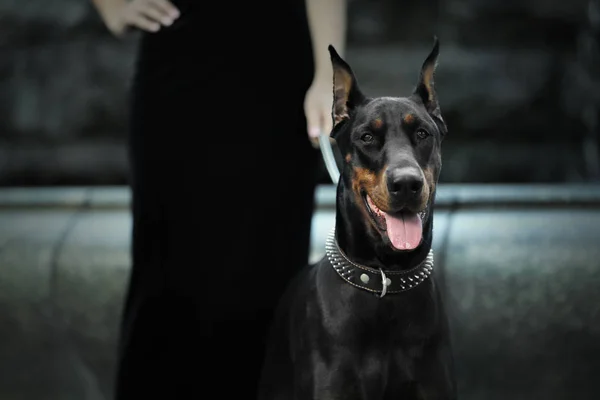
xmin=329 ymin=39 xmax=446 ymax=254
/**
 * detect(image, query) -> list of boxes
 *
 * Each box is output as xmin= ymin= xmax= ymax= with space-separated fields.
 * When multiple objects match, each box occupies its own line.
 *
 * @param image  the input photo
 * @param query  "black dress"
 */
xmin=115 ymin=1 xmax=319 ymax=398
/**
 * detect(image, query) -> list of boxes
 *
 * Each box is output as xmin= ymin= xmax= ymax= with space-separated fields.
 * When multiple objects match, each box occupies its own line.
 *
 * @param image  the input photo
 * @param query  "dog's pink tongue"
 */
xmin=384 ymin=211 xmax=423 ymax=250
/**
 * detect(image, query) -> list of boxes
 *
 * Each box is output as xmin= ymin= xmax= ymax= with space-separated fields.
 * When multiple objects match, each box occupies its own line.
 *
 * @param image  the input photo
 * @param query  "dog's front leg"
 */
xmin=411 ymin=344 xmax=457 ymax=400
xmin=294 ymin=352 xmax=367 ymax=400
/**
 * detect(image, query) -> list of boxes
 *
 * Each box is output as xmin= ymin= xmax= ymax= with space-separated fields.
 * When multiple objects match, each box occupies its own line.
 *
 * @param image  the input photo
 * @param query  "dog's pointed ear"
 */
xmin=328 ymin=45 xmax=365 ymax=134
xmin=414 ymin=37 xmax=444 ymax=126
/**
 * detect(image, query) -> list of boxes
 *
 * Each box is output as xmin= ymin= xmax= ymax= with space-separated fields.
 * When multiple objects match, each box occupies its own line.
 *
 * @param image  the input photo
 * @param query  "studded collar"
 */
xmin=324 ymin=228 xmax=434 ymax=298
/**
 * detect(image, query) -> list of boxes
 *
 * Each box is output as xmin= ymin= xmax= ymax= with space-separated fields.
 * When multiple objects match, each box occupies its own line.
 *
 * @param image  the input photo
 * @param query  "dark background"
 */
xmin=2 ymin=1 xmax=600 ymax=399
xmin=1 ymin=0 xmax=599 ymax=186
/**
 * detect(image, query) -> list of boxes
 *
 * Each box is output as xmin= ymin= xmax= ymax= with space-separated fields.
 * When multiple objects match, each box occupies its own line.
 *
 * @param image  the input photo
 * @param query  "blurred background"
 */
xmin=2 ymin=0 xmax=599 ymax=185
xmin=1 ymin=0 xmax=600 ymax=399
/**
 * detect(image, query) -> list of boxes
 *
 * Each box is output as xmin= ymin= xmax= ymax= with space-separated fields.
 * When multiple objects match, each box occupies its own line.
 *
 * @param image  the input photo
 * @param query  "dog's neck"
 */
xmin=334 ymin=182 xmax=435 ymax=272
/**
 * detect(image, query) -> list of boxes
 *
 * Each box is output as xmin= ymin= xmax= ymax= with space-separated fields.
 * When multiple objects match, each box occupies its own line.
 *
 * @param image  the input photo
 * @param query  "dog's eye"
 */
xmin=416 ymin=129 xmax=430 ymax=140
xmin=361 ymin=133 xmax=374 ymax=143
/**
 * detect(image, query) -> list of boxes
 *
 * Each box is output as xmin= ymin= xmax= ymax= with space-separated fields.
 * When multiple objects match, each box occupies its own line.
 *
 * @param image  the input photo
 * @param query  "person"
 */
xmin=90 ymin=0 xmax=348 ymax=398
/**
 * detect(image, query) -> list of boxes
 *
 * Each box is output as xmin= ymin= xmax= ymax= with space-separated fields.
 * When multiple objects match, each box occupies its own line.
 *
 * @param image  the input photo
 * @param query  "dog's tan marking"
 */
xmin=352 ymin=166 xmax=392 ymax=230
xmin=351 ymin=167 xmax=378 ymax=201
xmin=403 ymin=113 xmax=415 ymax=125
xmin=345 ymin=153 xmax=352 ymax=163
xmin=371 ymin=118 xmax=384 ymax=130
xmin=422 ymin=64 xmax=436 ymax=103
xmin=421 ymin=167 xmax=435 ymax=210
xmin=333 ymin=69 xmax=353 ymax=126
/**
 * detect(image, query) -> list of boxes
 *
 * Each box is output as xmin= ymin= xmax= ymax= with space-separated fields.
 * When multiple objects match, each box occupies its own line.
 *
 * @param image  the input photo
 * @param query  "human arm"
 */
xmin=90 ymin=0 xmax=180 ymax=38
xmin=304 ymin=0 xmax=348 ymax=143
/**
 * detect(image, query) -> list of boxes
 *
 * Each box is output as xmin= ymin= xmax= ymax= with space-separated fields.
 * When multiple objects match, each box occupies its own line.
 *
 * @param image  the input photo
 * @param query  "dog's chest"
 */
xmin=304 ymin=335 xmax=435 ymax=399
xmin=311 ymin=281 xmax=440 ymax=354
xmin=320 ymin=277 xmax=440 ymax=340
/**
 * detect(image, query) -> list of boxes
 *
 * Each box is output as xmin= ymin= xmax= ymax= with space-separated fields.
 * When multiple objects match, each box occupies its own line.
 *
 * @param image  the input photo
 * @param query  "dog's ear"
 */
xmin=328 ymin=45 xmax=365 ymax=135
xmin=414 ymin=37 xmax=445 ymax=131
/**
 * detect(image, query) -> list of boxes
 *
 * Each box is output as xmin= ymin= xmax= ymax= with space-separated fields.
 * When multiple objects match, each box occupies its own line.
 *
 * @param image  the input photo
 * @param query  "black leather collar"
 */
xmin=325 ymin=228 xmax=434 ymax=298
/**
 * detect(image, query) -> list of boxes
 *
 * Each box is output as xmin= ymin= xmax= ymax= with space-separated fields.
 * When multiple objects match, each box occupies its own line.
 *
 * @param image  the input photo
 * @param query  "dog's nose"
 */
xmin=387 ymin=167 xmax=424 ymax=198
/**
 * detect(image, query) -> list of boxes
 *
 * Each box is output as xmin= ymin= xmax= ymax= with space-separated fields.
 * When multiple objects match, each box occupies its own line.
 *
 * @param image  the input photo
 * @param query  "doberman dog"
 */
xmin=258 ymin=38 xmax=456 ymax=400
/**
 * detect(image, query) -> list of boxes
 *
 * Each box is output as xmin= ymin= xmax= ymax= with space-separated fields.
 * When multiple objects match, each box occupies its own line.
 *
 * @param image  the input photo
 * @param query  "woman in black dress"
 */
xmin=91 ymin=0 xmax=347 ymax=397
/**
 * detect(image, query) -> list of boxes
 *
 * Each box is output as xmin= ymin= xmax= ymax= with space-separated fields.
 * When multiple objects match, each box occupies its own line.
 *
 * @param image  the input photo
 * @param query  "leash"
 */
xmin=318 ymin=132 xmax=340 ymax=185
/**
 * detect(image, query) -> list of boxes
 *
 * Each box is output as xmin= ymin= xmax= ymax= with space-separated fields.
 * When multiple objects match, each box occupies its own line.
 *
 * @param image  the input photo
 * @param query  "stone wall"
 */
xmin=0 ymin=0 xmax=598 ymax=185
xmin=563 ymin=0 xmax=600 ymax=180
xmin=0 ymin=0 xmax=136 ymax=185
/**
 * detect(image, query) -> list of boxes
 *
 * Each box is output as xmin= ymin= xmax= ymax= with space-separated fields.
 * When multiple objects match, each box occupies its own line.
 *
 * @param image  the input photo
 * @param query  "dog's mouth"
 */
xmin=363 ymin=193 xmax=427 ymax=251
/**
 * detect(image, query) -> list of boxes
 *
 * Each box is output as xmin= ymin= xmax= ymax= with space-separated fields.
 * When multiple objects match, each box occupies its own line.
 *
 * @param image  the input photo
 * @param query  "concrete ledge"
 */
xmin=0 ymin=186 xmax=128 ymax=210
xmin=3 ymin=184 xmax=600 ymax=210
xmin=2 ymin=184 xmax=600 ymax=399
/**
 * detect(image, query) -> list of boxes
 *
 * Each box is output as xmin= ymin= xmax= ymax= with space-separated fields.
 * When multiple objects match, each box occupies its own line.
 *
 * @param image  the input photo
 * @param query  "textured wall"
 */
xmin=0 ymin=0 xmax=598 ymax=184
xmin=0 ymin=0 xmax=136 ymax=185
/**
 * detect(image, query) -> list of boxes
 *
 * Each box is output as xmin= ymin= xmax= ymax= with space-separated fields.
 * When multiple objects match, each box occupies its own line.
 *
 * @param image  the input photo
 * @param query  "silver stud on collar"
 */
xmin=360 ymin=274 xmax=370 ymax=284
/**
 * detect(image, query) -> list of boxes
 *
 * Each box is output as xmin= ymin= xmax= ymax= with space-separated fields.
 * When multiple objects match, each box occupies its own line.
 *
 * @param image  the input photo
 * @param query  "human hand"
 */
xmin=104 ymin=0 xmax=180 ymax=37
xmin=304 ymin=76 xmax=334 ymax=148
